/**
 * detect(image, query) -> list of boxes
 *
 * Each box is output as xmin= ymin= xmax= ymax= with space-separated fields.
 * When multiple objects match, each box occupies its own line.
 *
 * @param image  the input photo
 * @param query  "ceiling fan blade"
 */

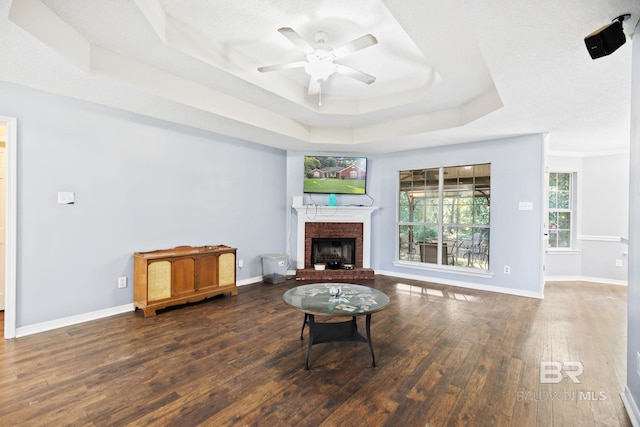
xmin=332 ymin=34 xmax=378 ymax=59
xmin=278 ymin=27 xmax=315 ymax=54
xmin=308 ymin=78 xmax=321 ymax=95
xmin=334 ymin=64 xmax=376 ymax=84
xmin=258 ymin=61 xmax=307 ymax=73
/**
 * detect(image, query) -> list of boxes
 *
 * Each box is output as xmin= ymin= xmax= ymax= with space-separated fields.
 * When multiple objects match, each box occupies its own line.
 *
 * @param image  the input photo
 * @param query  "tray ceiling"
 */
xmin=2 ymin=0 xmax=639 ymax=154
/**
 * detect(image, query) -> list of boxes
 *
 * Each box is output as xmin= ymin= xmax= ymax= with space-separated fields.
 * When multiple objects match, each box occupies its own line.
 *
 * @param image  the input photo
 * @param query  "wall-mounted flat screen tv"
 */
xmin=303 ymin=155 xmax=367 ymax=194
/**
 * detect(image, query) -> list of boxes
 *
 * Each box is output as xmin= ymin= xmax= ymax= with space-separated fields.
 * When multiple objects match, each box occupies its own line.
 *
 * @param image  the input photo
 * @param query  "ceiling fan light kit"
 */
xmin=305 ymin=50 xmax=337 ymax=83
xmin=258 ymin=27 xmax=378 ymax=103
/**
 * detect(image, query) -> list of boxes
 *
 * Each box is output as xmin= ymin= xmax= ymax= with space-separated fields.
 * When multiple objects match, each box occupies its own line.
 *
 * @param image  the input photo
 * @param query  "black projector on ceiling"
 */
xmin=584 ymin=15 xmax=629 ymax=59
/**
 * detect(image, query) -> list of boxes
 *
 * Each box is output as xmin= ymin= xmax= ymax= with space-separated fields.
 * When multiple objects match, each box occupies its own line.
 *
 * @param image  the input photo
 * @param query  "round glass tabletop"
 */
xmin=283 ymin=283 xmax=390 ymax=316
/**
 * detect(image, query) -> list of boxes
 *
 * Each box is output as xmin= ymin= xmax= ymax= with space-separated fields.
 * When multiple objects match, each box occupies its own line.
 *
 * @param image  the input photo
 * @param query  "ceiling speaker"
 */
xmin=584 ymin=17 xmax=627 ymax=60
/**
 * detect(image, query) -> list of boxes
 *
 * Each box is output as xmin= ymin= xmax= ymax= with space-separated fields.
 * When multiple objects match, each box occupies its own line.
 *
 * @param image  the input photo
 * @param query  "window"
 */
xmin=399 ymin=164 xmax=490 ymax=270
xmin=548 ymin=172 xmax=572 ymax=249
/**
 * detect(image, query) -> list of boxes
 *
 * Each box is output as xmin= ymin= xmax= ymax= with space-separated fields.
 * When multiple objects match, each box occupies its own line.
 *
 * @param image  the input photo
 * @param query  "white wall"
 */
xmin=624 ymin=23 xmax=640 ymax=422
xmin=0 ymin=82 xmax=287 ymax=328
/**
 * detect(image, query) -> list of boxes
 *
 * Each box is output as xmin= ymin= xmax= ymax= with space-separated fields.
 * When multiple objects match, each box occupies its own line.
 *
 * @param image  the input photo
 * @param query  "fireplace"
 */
xmin=304 ymin=222 xmax=363 ymax=268
xmin=293 ymin=205 xmax=378 ymax=281
xmin=311 ymin=238 xmax=356 ymax=268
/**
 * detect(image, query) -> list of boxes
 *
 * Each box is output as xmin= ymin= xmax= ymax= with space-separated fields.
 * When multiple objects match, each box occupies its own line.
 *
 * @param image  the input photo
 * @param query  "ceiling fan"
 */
xmin=258 ymin=27 xmax=378 ymax=100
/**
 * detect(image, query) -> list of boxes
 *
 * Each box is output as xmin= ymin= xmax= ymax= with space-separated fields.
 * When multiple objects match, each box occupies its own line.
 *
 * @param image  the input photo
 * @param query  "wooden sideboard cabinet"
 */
xmin=134 ymin=245 xmax=237 ymax=317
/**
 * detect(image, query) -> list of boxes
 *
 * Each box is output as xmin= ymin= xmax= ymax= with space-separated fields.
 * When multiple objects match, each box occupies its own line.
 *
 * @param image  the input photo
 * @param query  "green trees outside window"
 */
xmin=548 ymin=172 xmax=572 ymax=249
xmin=399 ymin=164 xmax=491 ymax=270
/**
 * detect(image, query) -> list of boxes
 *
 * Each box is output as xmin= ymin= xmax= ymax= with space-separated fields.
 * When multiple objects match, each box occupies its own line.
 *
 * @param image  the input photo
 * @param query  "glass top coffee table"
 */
xmin=282 ymin=283 xmax=390 ymax=370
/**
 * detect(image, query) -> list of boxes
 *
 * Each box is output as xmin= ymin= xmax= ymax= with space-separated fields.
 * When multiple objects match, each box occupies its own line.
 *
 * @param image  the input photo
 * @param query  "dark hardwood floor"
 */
xmin=0 ymin=277 xmax=630 ymax=426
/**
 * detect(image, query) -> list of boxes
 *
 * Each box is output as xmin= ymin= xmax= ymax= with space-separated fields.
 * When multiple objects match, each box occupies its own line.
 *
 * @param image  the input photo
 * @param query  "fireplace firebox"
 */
xmin=311 ymin=238 xmax=356 ymax=269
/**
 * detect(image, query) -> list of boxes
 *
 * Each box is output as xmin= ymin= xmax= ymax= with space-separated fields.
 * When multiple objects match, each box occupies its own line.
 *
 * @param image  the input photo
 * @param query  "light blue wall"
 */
xmin=1 ymin=82 xmax=287 ymax=327
xmin=544 ymin=154 xmax=629 ymax=283
xmin=581 ymin=154 xmax=629 ymax=282
xmin=285 ymin=151 xmax=379 ymax=267
xmin=287 ymin=135 xmax=545 ymax=297
xmin=374 ymin=135 xmax=545 ymax=296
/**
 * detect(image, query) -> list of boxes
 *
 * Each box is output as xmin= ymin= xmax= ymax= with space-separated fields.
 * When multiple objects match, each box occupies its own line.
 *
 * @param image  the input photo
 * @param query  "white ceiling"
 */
xmin=1 ymin=0 xmax=639 ymax=154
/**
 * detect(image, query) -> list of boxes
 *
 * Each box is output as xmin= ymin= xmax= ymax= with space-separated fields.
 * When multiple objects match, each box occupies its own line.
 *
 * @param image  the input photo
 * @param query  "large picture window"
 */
xmin=548 ymin=172 xmax=573 ymax=249
xmin=399 ymin=164 xmax=491 ymax=270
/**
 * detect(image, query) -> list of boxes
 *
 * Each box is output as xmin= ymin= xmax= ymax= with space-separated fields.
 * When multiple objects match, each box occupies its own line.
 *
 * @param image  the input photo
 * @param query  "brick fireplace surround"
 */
xmin=293 ymin=205 xmax=377 ymax=281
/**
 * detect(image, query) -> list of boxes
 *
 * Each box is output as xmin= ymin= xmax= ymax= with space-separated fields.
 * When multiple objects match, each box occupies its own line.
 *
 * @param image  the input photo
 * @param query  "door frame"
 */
xmin=1 ymin=116 xmax=17 ymax=339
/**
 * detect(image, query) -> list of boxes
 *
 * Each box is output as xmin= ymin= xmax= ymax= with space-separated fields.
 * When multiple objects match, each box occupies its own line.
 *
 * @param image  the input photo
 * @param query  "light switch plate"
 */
xmin=57 ymin=192 xmax=75 ymax=204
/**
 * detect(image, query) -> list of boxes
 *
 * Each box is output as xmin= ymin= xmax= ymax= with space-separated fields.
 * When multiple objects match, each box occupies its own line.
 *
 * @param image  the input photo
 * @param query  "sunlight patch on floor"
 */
xmin=395 ymin=282 xmax=478 ymax=301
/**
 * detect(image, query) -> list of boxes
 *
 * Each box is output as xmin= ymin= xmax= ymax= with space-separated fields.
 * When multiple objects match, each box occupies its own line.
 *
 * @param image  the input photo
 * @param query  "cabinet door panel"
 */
xmin=196 ymin=254 xmax=218 ymax=290
xmin=219 ymin=253 xmax=235 ymax=286
xmin=172 ymin=258 xmax=195 ymax=296
xmin=148 ymin=260 xmax=171 ymax=301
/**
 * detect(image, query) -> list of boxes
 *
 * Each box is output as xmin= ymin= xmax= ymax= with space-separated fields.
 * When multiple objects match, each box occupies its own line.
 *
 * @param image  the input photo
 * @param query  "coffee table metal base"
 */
xmin=301 ymin=313 xmax=377 ymax=370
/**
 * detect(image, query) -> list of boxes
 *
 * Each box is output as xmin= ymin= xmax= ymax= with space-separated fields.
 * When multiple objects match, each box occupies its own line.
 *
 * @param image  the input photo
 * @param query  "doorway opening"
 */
xmin=0 ymin=117 xmax=16 ymax=339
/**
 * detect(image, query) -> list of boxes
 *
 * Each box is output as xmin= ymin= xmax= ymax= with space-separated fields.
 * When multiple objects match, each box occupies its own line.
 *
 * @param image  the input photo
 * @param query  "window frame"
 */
xmin=547 ymin=171 xmax=574 ymax=250
xmin=397 ymin=163 xmax=491 ymax=271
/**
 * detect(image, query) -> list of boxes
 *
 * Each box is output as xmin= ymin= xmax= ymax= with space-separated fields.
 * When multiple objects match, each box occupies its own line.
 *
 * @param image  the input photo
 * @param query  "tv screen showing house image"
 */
xmin=304 ymin=156 xmax=367 ymax=194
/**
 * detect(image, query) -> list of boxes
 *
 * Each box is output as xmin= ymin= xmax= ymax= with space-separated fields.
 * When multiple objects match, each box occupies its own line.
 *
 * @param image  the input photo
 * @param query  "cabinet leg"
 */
xmin=143 ymin=308 xmax=157 ymax=317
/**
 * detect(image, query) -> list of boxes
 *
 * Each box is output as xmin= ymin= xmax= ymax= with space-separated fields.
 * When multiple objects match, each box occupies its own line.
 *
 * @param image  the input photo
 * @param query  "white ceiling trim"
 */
xmin=9 ymin=0 xmax=90 ymax=72
xmin=2 ymin=0 xmax=638 ymax=154
xmin=8 ymin=0 xmax=503 ymax=146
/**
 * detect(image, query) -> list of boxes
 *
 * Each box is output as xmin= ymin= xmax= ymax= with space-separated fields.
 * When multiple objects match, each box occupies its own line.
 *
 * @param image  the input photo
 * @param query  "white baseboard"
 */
xmin=14 ymin=270 xmax=551 ymax=338
xmin=621 ymin=387 xmax=640 ymax=427
xmin=236 ymin=275 xmax=264 ymax=286
xmin=15 ymin=303 xmax=134 ymax=338
xmin=544 ymin=275 xmax=628 ymax=286
xmin=238 ymin=271 xmax=299 ymax=286
xmin=14 ymin=276 xmax=277 ymax=338
xmin=375 ymin=269 xmax=544 ymax=299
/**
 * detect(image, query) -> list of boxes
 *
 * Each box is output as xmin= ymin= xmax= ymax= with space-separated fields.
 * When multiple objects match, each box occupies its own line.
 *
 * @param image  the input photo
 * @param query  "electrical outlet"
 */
xmin=118 ymin=276 xmax=127 ymax=289
xmin=615 ymin=259 xmax=623 ymax=267
xmin=57 ymin=191 xmax=75 ymax=204
xmin=504 ymin=265 xmax=511 ymax=274
xmin=237 ymin=259 xmax=244 ymax=269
